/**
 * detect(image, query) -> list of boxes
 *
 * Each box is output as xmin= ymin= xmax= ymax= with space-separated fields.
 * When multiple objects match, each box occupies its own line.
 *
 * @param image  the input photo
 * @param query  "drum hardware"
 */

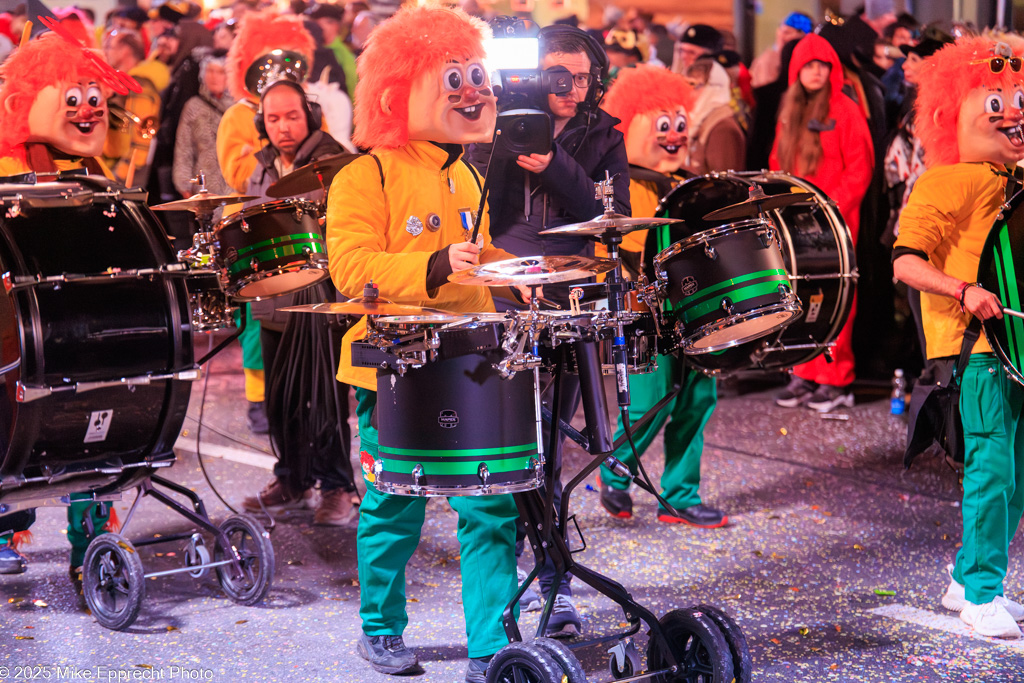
xmin=2 ymin=263 xmax=191 ymax=292
xmin=702 ymin=185 xmax=814 ymax=222
xmin=265 ymin=152 xmax=362 ymax=198
xmin=16 ymin=368 xmax=201 ymax=403
xmin=536 ymin=173 xmax=685 ymax=237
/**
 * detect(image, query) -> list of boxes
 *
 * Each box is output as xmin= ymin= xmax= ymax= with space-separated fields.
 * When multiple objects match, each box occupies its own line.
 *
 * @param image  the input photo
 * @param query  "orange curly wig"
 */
xmin=602 ymin=64 xmax=695 ymax=138
xmin=0 ymin=32 xmax=114 ymax=162
xmin=227 ymin=11 xmax=315 ymax=102
xmin=353 ymin=4 xmax=490 ymax=150
xmin=915 ymin=36 xmax=1024 ymax=168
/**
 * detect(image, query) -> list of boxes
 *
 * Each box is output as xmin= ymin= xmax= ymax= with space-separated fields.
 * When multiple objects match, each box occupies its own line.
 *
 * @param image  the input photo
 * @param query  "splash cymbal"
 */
xmin=279 ymin=301 xmax=460 ymax=318
xmin=538 ymin=213 xmax=685 ymax=236
xmin=703 ymin=192 xmax=814 ymax=221
xmin=151 ymin=192 xmax=259 ymax=213
xmin=266 ymin=152 xmax=363 ymax=198
xmin=448 ymin=255 xmax=617 ymax=287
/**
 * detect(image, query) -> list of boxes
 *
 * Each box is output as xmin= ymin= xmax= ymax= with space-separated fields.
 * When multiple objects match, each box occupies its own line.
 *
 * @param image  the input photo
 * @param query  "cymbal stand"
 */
xmin=594 ymin=173 xmax=633 ymax=408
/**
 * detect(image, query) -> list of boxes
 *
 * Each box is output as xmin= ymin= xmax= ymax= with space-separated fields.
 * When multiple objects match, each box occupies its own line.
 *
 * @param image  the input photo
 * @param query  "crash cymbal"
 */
xmin=266 ymin=152 xmax=363 ymax=198
xmin=448 ymin=255 xmax=617 ymax=287
xmin=280 ymin=301 xmax=460 ymax=317
xmin=151 ymin=192 xmax=259 ymax=213
xmin=703 ymin=191 xmax=814 ymax=221
xmin=538 ymin=213 xmax=685 ymax=236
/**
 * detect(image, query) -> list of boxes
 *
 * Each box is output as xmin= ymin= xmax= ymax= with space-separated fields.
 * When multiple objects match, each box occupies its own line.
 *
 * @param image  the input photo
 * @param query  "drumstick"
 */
xmin=1003 ymin=307 xmax=1024 ymax=320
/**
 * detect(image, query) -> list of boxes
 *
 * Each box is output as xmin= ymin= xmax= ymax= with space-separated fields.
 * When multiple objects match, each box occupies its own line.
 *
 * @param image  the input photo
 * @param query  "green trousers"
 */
xmin=599 ymin=355 xmax=716 ymax=510
xmin=0 ymin=496 xmax=110 ymax=566
xmin=354 ymin=388 xmax=519 ymax=658
xmin=234 ymin=305 xmax=263 ymax=371
xmin=953 ymin=353 xmax=1024 ymax=604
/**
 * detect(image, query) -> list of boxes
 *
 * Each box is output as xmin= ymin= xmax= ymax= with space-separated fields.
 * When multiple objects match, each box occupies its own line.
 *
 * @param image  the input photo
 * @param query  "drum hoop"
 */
xmin=213 ymin=198 xmax=319 ymax=232
xmin=653 ymin=218 xmax=771 ymax=272
xmin=374 ymin=476 xmax=544 ymax=497
xmin=228 ymin=262 xmax=330 ymax=300
xmin=681 ymin=302 xmax=802 ymax=354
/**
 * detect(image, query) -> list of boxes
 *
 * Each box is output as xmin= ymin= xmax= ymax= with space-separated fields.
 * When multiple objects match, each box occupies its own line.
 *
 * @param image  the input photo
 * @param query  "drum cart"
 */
xmin=0 ymin=175 xmax=275 ymax=630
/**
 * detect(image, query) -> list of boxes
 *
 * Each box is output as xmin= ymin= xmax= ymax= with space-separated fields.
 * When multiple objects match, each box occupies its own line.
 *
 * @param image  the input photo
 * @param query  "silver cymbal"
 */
xmin=703 ymin=192 xmax=814 ymax=221
xmin=280 ymin=302 xmax=460 ymax=317
xmin=448 ymin=255 xmax=617 ymax=287
xmin=539 ymin=213 xmax=685 ymax=236
xmin=151 ymin=192 xmax=259 ymax=213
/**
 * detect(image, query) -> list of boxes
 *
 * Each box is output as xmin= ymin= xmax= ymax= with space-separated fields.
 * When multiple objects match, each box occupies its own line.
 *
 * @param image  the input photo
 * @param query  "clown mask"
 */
xmin=406 ymin=55 xmax=497 ymax=144
xmin=24 ymin=80 xmax=109 ymax=158
xmin=626 ymin=107 xmax=689 ymax=173
xmin=956 ymin=84 xmax=1024 ymax=166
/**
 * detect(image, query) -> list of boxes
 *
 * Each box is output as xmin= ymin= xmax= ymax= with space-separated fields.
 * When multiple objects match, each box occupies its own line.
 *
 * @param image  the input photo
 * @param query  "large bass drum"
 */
xmin=979 ymin=189 xmax=1024 ymax=385
xmin=0 ymin=178 xmax=195 ymax=509
xmin=651 ymin=171 xmax=856 ymax=374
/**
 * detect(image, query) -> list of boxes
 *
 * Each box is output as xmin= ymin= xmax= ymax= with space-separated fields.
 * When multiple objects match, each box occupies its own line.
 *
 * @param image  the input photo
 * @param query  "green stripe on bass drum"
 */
xmin=996 ymin=227 xmax=1024 ymax=371
xmin=235 ymin=232 xmax=325 ymax=258
xmin=378 ymin=453 xmax=538 ymax=476
xmin=678 ymin=274 xmax=790 ymax=325
xmin=228 ymin=241 xmax=326 ymax=275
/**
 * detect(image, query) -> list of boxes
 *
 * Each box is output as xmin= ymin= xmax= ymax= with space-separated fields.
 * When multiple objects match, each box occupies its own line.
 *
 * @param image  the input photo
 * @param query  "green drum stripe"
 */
xmin=227 ymin=241 xmax=326 ymax=275
xmin=380 ymin=455 xmax=537 ymax=476
xmin=381 ymin=443 xmax=537 ymax=458
xmin=681 ymin=279 xmax=790 ymax=325
xmin=679 ymin=268 xmax=788 ymax=308
xmin=234 ymin=232 xmax=324 ymax=258
xmin=996 ymin=230 xmax=1024 ymax=370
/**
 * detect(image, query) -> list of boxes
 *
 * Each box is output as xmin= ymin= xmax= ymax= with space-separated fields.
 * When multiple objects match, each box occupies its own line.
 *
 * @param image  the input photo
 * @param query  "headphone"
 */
xmin=253 ymin=80 xmax=323 ymax=140
xmin=538 ymin=24 xmax=609 ymax=112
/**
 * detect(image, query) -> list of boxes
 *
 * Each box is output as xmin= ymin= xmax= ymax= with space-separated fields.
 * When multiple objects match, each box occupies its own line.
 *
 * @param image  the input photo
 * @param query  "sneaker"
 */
xmin=960 ymin=600 xmax=1023 ymax=638
xmin=775 ymin=376 xmax=817 ymax=408
xmin=69 ymin=565 xmax=83 ymax=595
xmin=517 ymin=567 xmax=543 ymax=613
xmin=600 ymin=480 xmax=633 ymax=519
xmin=0 ymin=544 xmax=27 ymax=575
xmin=543 ymin=593 xmax=582 ymax=638
xmin=464 ymin=656 xmax=490 ymax=683
xmin=314 ymin=488 xmax=358 ymax=527
xmin=806 ymin=384 xmax=854 ymax=412
xmin=658 ymin=503 xmax=728 ymax=529
xmin=943 ymin=564 xmax=1024 ymax=621
xmin=356 ymin=633 xmax=420 ymax=674
xmin=242 ymin=477 xmax=313 ymax=514
xmin=247 ymin=401 xmax=269 ymax=434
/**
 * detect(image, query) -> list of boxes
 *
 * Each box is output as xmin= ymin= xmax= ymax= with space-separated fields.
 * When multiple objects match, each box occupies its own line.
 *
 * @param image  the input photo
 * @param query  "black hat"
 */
xmin=309 ymin=3 xmax=344 ymax=21
xmin=900 ymin=26 xmax=953 ymax=58
xmin=245 ymin=49 xmax=310 ymax=97
xmin=149 ymin=1 xmax=189 ymax=24
xmin=679 ymin=24 xmax=723 ymax=53
xmin=114 ymin=6 xmax=149 ymax=26
xmin=711 ymin=49 xmax=741 ymax=69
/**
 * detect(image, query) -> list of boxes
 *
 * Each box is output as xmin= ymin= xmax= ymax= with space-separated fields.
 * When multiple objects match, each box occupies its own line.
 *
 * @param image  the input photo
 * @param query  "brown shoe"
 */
xmin=314 ymin=488 xmax=358 ymax=527
xmin=242 ymin=477 xmax=313 ymax=513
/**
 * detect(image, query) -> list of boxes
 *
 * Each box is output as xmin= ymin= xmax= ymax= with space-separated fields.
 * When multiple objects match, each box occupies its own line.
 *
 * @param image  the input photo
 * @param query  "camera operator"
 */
xmin=467 ymin=23 xmax=629 ymax=639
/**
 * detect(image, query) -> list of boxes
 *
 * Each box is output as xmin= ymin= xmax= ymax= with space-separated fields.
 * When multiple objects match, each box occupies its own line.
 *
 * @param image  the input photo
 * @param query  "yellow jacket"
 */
xmin=894 ymin=162 xmax=1005 ymax=358
xmin=216 ymin=100 xmax=262 ymax=194
xmin=327 ymin=140 xmax=513 ymax=390
xmin=103 ymin=58 xmax=171 ymax=186
xmin=0 ymin=155 xmax=113 ymax=179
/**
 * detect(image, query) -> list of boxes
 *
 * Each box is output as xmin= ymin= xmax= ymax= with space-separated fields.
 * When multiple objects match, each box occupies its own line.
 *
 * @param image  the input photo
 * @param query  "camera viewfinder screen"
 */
xmin=484 ymin=38 xmax=540 ymax=71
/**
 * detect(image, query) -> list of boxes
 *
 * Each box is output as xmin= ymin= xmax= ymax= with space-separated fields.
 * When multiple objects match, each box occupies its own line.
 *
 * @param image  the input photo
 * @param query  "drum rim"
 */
xmin=680 ymin=301 xmax=803 ymax=355
xmin=373 ymin=475 xmax=545 ymax=497
xmin=653 ymin=218 xmax=772 ymax=273
xmin=227 ymin=261 xmax=330 ymax=301
xmin=212 ymin=198 xmax=320 ymax=233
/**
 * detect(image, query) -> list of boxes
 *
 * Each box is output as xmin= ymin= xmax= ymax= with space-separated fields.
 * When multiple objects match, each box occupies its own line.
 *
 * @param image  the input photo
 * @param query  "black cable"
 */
xmin=181 ymin=414 xmax=272 ymax=454
xmin=618 ymin=405 xmax=684 ymax=519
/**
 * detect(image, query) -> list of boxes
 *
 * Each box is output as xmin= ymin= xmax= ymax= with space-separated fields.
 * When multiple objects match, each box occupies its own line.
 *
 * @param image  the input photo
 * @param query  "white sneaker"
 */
xmin=942 ymin=564 xmax=1024 ymax=621
xmin=960 ymin=600 xmax=1023 ymax=638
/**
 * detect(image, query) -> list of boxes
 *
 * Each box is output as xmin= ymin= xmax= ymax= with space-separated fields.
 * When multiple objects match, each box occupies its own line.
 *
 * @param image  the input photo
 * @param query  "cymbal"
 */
xmin=279 ymin=301 xmax=459 ymax=317
xmin=538 ymin=213 xmax=685 ymax=236
xmin=703 ymin=192 xmax=814 ymax=221
xmin=266 ymin=152 xmax=362 ymax=198
xmin=151 ymin=192 xmax=259 ymax=213
xmin=448 ymin=255 xmax=617 ymax=287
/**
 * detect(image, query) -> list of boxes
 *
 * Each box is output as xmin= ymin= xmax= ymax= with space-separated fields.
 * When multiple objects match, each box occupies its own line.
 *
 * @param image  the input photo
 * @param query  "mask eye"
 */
xmin=466 ymin=63 xmax=486 ymax=88
xmin=85 ymin=86 xmax=102 ymax=108
xmin=1014 ymin=90 xmax=1024 ymax=110
xmin=986 ymin=93 xmax=1006 ymax=114
xmin=443 ymin=66 xmax=463 ymax=92
xmin=64 ymin=87 xmax=83 ymax=107
xmin=655 ymin=115 xmax=671 ymax=133
xmin=674 ymin=114 xmax=688 ymax=134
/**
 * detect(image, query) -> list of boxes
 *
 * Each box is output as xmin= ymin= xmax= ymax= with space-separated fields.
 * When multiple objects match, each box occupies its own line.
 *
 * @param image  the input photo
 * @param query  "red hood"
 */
xmin=788 ymin=34 xmax=845 ymax=103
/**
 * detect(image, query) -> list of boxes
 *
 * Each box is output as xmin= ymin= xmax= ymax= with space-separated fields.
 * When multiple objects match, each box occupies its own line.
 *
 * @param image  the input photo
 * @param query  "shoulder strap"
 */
xmin=950 ymin=317 xmax=983 ymax=387
xmin=370 ymin=153 xmax=384 ymax=189
xmin=462 ymin=158 xmax=483 ymax=191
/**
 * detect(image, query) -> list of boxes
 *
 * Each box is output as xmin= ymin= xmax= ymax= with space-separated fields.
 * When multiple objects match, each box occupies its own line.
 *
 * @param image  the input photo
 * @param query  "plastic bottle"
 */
xmin=891 ymin=369 xmax=906 ymax=415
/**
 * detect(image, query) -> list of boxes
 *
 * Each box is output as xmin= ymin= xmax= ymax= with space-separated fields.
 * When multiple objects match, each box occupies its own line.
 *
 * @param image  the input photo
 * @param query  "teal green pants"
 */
xmin=234 ymin=305 xmax=263 ymax=371
xmin=0 ymin=497 xmax=110 ymax=566
xmin=599 ymin=355 xmax=717 ymax=510
xmin=354 ymin=388 xmax=519 ymax=658
xmin=953 ymin=353 xmax=1024 ymax=604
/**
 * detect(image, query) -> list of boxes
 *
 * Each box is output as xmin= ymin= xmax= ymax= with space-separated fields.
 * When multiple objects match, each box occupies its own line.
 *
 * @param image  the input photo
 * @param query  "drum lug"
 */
xmin=240 ymin=219 xmax=250 ymax=233
xmin=720 ymin=297 xmax=734 ymax=315
xmin=411 ymin=463 xmax=425 ymax=488
xmin=704 ymin=243 xmax=717 ymax=260
xmin=294 ymin=207 xmax=304 ymax=222
xmin=759 ymin=227 xmax=776 ymax=248
xmin=478 ymin=463 xmax=490 ymax=486
xmin=250 ymin=257 xmax=260 ymax=272
xmin=372 ymin=458 xmax=383 ymax=481
xmin=5 ymin=198 xmax=20 ymax=219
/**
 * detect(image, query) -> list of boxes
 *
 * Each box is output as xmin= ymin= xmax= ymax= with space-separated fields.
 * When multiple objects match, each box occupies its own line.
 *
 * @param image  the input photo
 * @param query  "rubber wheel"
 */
xmin=646 ymin=608 xmax=735 ymax=683
xmin=485 ymin=641 xmax=566 ymax=683
xmin=214 ymin=514 xmax=275 ymax=605
xmin=693 ymin=604 xmax=752 ymax=683
xmin=82 ymin=533 xmax=145 ymax=631
xmin=533 ymin=636 xmax=587 ymax=682
xmin=611 ymin=654 xmax=634 ymax=679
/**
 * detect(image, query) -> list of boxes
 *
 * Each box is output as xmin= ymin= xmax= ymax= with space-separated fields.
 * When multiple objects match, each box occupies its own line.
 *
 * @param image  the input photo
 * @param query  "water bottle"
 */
xmin=891 ymin=369 xmax=906 ymax=415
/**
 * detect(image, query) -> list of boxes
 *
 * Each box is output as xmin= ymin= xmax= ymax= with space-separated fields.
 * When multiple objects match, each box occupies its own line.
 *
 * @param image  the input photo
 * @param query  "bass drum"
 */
xmin=978 ymin=189 xmax=1024 ymax=385
xmin=651 ymin=171 xmax=856 ymax=374
xmin=0 ymin=178 xmax=194 ymax=508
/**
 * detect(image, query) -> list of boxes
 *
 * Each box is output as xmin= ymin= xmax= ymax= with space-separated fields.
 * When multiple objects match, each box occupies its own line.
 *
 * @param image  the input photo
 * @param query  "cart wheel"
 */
xmin=533 ymin=637 xmax=588 ymax=682
xmin=693 ymin=604 xmax=752 ymax=683
xmin=82 ymin=533 xmax=145 ymax=631
xmin=608 ymin=639 xmax=640 ymax=680
xmin=214 ymin=514 xmax=274 ymax=605
xmin=485 ymin=641 xmax=566 ymax=683
xmin=185 ymin=534 xmax=211 ymax=579
xmin=646 ymin=608 xmax=734 ymax=683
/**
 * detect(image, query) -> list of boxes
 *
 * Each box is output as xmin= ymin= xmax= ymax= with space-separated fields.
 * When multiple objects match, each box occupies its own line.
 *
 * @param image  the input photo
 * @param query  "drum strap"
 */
xmin=25 ymin=143 xmax=105 ymax=179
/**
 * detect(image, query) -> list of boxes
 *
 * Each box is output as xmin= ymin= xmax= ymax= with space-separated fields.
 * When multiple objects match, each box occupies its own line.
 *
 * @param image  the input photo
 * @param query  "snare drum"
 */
xmin=652 ymin=171 xmax=856 ymax=374
xmin=214 ymin=199 xmax=328 ymax=301
xmin=371 ymin=317 xmax=543 ymax=496
xmin=0 ymin=179 xmax=195 ymax=508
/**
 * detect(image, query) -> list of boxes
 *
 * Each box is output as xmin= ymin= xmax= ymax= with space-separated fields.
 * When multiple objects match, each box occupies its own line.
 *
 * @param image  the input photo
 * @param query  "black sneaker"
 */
xmin=806 ymin=384 xmax=855 ymax=412
xmin=0 ymin=544 xmax=27 ymax=574
xmin=543 ymin=593 xmax=583 ymax=638
xmin=658 ymin=503 xmax=728 ymax=529
xmin=600 ymin=479 xmax=633 ymax=518
xmin=517 ymin=567 xmax=543 ymax=612
xmin=247 ymin=401 xmax=269 ymax=435
xmin=356 ymin=633 xmax=420 ymax=674
xmin=464 ymin=656 xmax=491 ymax=683
xmin=775 ymin=377 xmax=817 ymax=408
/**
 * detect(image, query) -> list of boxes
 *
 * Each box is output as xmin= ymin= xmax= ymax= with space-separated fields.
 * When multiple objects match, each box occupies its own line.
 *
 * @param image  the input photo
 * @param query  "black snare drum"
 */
xmin=0 ymin=179 xmax=195 ymax=508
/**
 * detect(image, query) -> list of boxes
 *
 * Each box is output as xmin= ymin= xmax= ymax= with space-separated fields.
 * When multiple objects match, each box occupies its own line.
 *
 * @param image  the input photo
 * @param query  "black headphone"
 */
xmin=538 ymin=24 xmax=609 ymax=112
xmin=253 ymin=80 xmax=323 ymax=140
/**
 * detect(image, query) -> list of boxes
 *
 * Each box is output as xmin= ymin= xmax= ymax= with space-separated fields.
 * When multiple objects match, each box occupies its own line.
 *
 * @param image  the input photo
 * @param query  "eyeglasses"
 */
xmin=572 ymin=73 xmax=593 ymax=88
xmin=970 ymin=56 xmax=1023 ymax=73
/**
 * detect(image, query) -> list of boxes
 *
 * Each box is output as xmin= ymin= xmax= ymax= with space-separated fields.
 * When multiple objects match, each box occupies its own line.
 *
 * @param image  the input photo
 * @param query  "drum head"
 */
xmin=233 ymin=266 xmax=329 ymax=301
xmin=979 ymin=191 xmax=1024 ymax=386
